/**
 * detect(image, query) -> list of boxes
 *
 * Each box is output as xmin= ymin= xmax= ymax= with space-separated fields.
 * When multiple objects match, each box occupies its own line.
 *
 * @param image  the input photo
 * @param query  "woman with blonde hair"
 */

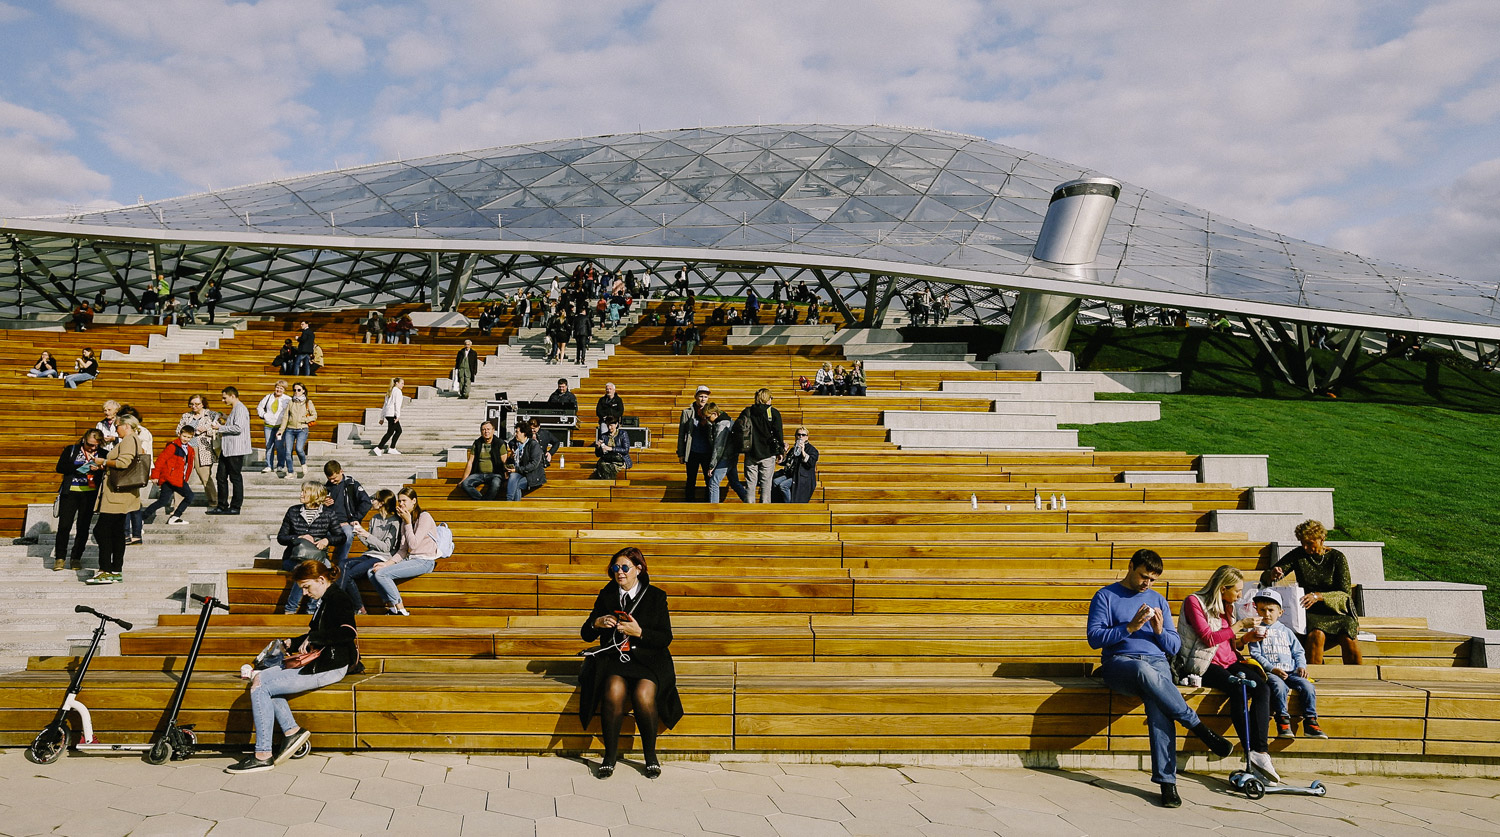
xmin=372 ymin=378 xmax=404 ymax=456
xmin=1176 ymin=564 xmax=1279 ymax=782
xmin=86 ymin=415 xmax=142 ymax=585
xmin=276 ymin=480 xmax=345 ymax=615
xmin=279 ymin=381 xmax=319 ymax=479
xmin=814 ymin=361 xmax=834 ymax=396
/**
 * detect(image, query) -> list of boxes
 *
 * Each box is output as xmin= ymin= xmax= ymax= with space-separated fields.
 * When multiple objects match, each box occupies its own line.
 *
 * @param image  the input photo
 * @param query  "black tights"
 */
xmin=600 ymin=675 xmax=659 ymax=766
xmin=1202 ymin=660 xmax=1270 ymax=753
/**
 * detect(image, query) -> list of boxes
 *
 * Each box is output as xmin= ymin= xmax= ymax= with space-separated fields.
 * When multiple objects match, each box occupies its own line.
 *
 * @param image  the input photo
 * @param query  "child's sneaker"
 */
xmin=84 ymin=571 xmax=113 ymax=585
xmin=167 ymin=516 xmax=188 ymax=526
xmin=1303 ymin=717 xmax=1329 ymax=739
xmin=1276 ymin=715 xmax=1295 ymax=739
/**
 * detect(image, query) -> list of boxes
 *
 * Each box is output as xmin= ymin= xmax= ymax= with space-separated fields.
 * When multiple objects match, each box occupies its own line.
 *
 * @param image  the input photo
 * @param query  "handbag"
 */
xmin=282 ymin=648 xmax=322 ymax=669
xmin=107 ymin=449 xmax=150 ymax=492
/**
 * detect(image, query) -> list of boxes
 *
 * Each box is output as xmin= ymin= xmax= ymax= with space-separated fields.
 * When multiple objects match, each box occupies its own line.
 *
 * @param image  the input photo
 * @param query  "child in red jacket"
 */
xmin=144 ymin=425 xmax=197 ymax=525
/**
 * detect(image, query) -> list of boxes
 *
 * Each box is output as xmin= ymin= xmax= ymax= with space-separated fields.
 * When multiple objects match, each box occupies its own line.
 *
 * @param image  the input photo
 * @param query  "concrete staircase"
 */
xmin=99 ymin=323 xmax=242 ymax=363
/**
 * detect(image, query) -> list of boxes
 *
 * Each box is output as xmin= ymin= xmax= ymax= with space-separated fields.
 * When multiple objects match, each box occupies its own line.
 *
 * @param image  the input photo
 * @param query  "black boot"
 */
xmin=1191 ymin=722 xmax=1234 ymax=758
xmin=1159 ymin=783 xmax=1181 ymax=808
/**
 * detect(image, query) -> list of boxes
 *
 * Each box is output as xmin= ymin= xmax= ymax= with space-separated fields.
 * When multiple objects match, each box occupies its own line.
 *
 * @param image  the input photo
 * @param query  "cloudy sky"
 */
xmin=2 ymin=0 xmax=1497 ymax=284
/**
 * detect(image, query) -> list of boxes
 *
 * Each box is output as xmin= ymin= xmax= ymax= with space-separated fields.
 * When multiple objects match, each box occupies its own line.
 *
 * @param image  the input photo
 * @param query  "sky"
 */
xmin=2 ymin=0 xmax=1498 ymax=285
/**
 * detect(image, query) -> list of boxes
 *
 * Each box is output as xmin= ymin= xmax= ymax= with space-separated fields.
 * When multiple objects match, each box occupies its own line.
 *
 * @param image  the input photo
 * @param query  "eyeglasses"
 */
xmin=609 ymin=564 xmax=635 ymax=574
xmin=796 ymin=432 xmax=809 ymax=437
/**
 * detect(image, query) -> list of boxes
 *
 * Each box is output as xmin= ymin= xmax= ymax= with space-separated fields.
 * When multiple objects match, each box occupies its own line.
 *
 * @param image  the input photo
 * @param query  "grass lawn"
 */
xmin=901 ymin=323 xmax=1500 ymax=629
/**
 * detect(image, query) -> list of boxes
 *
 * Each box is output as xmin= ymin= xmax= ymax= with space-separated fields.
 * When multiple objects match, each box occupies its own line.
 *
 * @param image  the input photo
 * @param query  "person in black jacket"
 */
xmin=572 ymin=308 xmax=593 ymax=364
xmin=53 ymin=429 xmax=105 ymax=571
xmin=737 ymin=388 xmax=784 ymax=503
xmin=595 ymin=382 xmax=624 ymax=430
xmin=527 ymin=418 xmax=561 ymax=467
xmin=227 ymin=560 xmax=358 ymax=774
xmin=773 ymin=426 xmax=819 ymax=503
xmin=579 ymin=547 xmax=680 ymax=779
xmin=547 ymin=378 xmax=578 ymax=410
xmin=453 ymin=339 xmax=480 ymax=399
xmin=278 ymin=481 xmax=346 ymax=615
xmin=504 ymin=422 xmax=547 ymax=501
xmin=324 ymin=460 xmax=372 ymax=568
xmin=294 ymin=321 xmax=317 ymax=377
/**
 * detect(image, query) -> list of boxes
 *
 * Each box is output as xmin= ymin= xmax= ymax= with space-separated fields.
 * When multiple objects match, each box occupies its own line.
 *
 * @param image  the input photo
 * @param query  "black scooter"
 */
xmin=26 ymin=594 xmax=229 ymax=765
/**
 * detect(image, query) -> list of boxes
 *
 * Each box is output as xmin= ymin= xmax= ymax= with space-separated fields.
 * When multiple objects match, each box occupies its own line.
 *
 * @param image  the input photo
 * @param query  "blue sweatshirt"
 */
xmin=1087 ymin=581 xmax=1182 ymax=661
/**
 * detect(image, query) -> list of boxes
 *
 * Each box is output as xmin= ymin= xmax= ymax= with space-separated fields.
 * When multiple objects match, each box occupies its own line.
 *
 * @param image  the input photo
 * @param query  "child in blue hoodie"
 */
xmin=1248 ymin=589 xmax=1328 ymax=739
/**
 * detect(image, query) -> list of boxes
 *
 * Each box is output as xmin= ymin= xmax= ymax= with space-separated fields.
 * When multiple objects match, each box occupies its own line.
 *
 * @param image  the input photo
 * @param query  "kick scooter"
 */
xmin=1224 ymin=671 xmax=1327 ymax=799
xmin=26 ymin=594 xmax=229 ymax=764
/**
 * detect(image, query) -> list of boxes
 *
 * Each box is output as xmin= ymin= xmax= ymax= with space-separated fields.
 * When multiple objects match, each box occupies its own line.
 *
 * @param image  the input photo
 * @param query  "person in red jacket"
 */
xmin=143 ymin=425 xmax=198 ymax=525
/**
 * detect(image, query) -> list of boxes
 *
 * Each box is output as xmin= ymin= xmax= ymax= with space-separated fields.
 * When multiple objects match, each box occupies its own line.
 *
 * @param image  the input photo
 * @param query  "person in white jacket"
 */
xmin=372 ymin=378 xmax=405 ymax=456
xmin=256 ymin=381 xmax=292 ymax=474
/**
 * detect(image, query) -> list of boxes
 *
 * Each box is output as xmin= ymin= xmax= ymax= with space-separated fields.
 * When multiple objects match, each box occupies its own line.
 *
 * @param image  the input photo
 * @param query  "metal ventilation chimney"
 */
xmin=999 ymin=177 xmax=1122 ymax=356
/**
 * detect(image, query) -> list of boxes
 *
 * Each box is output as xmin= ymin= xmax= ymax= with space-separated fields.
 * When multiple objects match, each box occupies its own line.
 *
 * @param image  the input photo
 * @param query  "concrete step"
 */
xmin=890 ymin=428 xmax=1082 ymax=449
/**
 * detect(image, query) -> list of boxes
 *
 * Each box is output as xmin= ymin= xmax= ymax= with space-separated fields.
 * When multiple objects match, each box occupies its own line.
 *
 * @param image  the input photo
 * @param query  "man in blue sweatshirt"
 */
xmin=1087 ymin=549 xmax=1233 ymax=808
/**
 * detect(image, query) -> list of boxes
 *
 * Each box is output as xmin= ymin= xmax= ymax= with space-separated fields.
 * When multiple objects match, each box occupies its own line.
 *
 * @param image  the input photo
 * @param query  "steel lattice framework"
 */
xmin=3 ymin=124 xmax=1497 ymax=339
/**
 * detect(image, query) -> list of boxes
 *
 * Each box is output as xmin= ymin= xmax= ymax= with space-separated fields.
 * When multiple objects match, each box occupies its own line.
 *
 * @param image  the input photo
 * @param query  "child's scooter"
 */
xmin=26 ymin=594 xmax=229 ymax=765
xmin=1224 ymin=671 xmax=1327 ymax=799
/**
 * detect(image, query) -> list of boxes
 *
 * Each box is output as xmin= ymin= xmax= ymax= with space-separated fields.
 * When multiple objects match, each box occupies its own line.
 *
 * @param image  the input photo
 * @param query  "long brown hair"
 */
xmin=397 ymin=486 xmax=423 ymax=520
xmin=291 ymin=560 xmax=341 ymax=583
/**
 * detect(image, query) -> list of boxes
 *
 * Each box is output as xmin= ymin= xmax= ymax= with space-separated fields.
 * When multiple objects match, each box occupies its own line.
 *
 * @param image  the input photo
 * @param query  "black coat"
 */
xmin=738 ymin=404 xmax=784 ymax=462
xmin=780 ymin=442 xmax=820 ymax=503
xmin=297 ymin=327 xmax=317 ymax=353
xmin=595 ymin=394 xmax=624 ymax=422
xmin=514 ymin=437 xmax=547 ymax=489
xmin=326 ymin=476 xmax=372 ymax=524
xmin=578 ymin=582 xmax=682 ymax=729
xmin=454 ymin=348 xmax=479 ymax=375
xmin=277 ymin=504 xmax=346 ymax=561
xmin=290 ymin=583 xmax=360 ymax=676
xmin=547 ymin=390 xmax=578 ymax=410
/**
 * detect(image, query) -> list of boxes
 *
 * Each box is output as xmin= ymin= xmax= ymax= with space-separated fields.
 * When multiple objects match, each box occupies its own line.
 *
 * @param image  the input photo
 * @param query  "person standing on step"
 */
xmin=205 ymin=280 xmax=222 ymax=325
xmin=454 ymin=339 xmax=479 ymax=399
xmin=745 ymin=287 xmax=760 ymax=324
xmin=143 ymin=425 xmax=197 ymax=526
xmin=257 ymin=381 xmax=292 ymax=476
xmin=87 ymin=415 xmax=143 ymax=585
xmin=209 ymin=386 xmax=251 ymax=515
xmin=225 ymin=560 xmax=357 ymax=774
xmin=676 ymin=385 xmax=714 ymax=502
xmin=52 ymin=429 xmax=105 ymax=572
xmin=573 ymin=305 xmax=593 ymax=364
xmin=294 ymin=321 xmax=317 ymax=376
xmin=323 ymin=461 xmax=373 ymax=571
xmin=738 ymin=388 xmax=784 ymax=504
xmin=1087 ymin=549 xmax=1234 ymax=808
xmin=703 ymin=404 xmax=748 ymax=504
xmin=179 ymin=394 xmax=221 ymax=510
xmin=279 ymin=382 xmax=317 ymax=478
xmin=116 ymin=405 xmax=152 ymax=546
xmin=372 ymin=378 xmax=404 ymax=456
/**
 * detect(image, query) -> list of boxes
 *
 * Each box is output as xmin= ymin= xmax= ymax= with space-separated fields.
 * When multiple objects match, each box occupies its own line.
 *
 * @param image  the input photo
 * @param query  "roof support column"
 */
xmin=442 ymin=253 xmax=476 ymax=312
xmin=426 ymin=252 xmax=441 ymax=308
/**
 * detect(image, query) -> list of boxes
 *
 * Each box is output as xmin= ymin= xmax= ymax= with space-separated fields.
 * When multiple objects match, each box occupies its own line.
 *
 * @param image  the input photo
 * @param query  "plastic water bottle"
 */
xmin=1059 ymin=493 xmax=1067 ymax=509
xmin=970 ymin=493 xmax=978 ymax=509
xmin=1049 ymin=493 xmax=1058 ymax=510
xmin=1034 ymin=492 xmax=1042 ymax=510
xmin=559 ymin=454 xmax=565 ymax=468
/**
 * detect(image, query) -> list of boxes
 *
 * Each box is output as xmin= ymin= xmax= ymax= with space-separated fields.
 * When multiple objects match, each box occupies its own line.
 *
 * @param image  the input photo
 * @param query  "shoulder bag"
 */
xmin=107 ymin=447 xmax=150 ymax=492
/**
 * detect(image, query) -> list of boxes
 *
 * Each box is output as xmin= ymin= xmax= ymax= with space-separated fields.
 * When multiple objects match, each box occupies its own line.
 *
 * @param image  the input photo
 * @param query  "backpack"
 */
xmin=429 ymin=522 xmax=456 ymax=559
xmin=736 ymin=409 xmax=754 ymax=453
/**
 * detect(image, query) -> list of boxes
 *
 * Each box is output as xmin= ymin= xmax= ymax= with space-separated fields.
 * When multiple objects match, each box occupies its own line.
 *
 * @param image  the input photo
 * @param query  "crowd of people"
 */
xmin=807 ymin=360 xmax=866 ymax=396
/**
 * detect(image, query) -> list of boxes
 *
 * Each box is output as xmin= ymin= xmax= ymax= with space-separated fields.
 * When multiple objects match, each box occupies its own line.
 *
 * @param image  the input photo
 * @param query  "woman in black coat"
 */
xmin=579 ymin=547 xmax=681 ymax=779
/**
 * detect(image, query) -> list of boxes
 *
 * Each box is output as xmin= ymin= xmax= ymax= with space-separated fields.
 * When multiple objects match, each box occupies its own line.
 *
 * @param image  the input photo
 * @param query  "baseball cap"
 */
xmin=695 ymin=385 xmax=711 ymax=394
xmin=1251 ymin=589 xmax=1282 ymax=606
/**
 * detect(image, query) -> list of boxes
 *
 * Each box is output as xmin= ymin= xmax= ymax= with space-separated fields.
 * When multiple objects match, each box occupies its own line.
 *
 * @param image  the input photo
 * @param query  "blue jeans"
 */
xmin=461 ymin=472 xmax=505 ymax=500
xmin=144 ymin=483 xmax=193 ymax=520
xmin=63 ymin=373 xmax=95 ymax=388
xmin=263 ymin=427 xmax=284 ymax=469
xmin=1100 ymin=654 xmax=1201 ymax=785
xmin=249 ymin=663 xmax=347 ymax=755
xmin=283 ymin=427 xmax=308 ymax=467
xmin=1265 ymin=672 xmax=1317 ymax=718
xmin=706 ymin=460 xmax=748 ymax=503
xmin=505 ymin=472 xmax=530 ymax=501
xmin=339 ymin=555 xmax=382 ymax=609
xmin=126 ymin=509 xmax=143 ymax=539
xmin=371 ymin=558 xmax=435 ymax=606
xmin=294 ymin=353 xmax=312 ymax=376
xmin=281 ymin=553 xmax=327 ymax=615
xmin=773 ymin=475 xmax=794 ymax=503
xmin=332 ymin=523 xmax=355 ymax=567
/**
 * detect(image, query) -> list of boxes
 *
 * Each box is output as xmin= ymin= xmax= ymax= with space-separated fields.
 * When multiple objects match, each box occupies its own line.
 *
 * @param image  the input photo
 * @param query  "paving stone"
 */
xmin=352 ymin=775 xmax=423 ymax=809
xmin=283 ymin=822 xmax=361 ymax=837
xmin=570 ymin=774 xmax=645 ymax=804
xmin=212 ymin=817 xmax=291 ymax=837
xmin=315 ymin=797 xmax=394 ymax=833
xmin=970 ymin=786 xmax=1065 ymax=815
xmin=779 ymin=764 xmax=847 ymax=781
xmin=981 ymin=808 xmax=1083 ymax=836
xmin=556 ymin=793 xmax=630 ymax=827
xmin=461 ymin=810 xmax=538 ymax=836
xmin=159 ymin=763 xmax=232 ymax=793
xmin=626 ymin=798 xmax=714 ymax=832
xmin=107 ymin=784 xmax=193 ymax=817
xmin=222 ymin=769 xmax=298 ymax=797
xmin=129 ymin=812 xmax=214 ymax=837
xmin=721 ymin=763 xmax=786 ymax=777
xmin=487 ymin=787 xmax=559 ymax=820
xmin=835 ymin=781 xmax=921 ymax=803
xmin=1344 ymin=821 xmax=1449 ymax=837
xmin=389 ymin=803 xmax=464 ymax=836
xmin=248 ymin=793 xmax=327 ymax=826
xmin=766 ymin=812 xmax=851 ymax=837
xmin=1316 ymin=796 xmax=1428 ymax=825
xmin=771 ymin=774 xmax=848 ymax=800
xmin=287 ymin=771 xmax=360 ymax=802
xmin=838 ymin=798 xmax=930 ymax=826
xmin=420 ymin=782 xmax=491 ymax=814
xmin=769 ymin=791 xmax=854 ymax=821
xmin=511 ymin=767 xmax=580 ymax=796
xmin=413 ymin=752 xmax=472 ymax=768
xmin=913 ymin=825 xmax=999 ymax=837
xmin=909 ymin=786 xmax=990 ymax=807
xmin=29 ymin=778 xmax=132 ymax=809
xmin=177 ymin=788 xmax=258 ymax=820
xmin=51 ymin=807 xmax=146 ymax=837
xmin=898 ymin=767 xmax=977 ymax=789
xmin=841 ymin=820 xmax=926 ymax=837
xmin=536 ymin=816 xmax=611 ymax=837
xmin=383 ymin=757 xmax=451 ymax=786
xmin=694 ymin=807 xmax=778 ymax=837
xmin=609 ymin=826 xmax=691 ymax=837
xmin=708 ymin=771 xmax=789 ymax=796
xmin=467 ymin=755 xmax=531 ymax=771
xmin=321 ymin=755 xmax=390 ymax=781
xmin=912 ymin=804 xmax=1004 ymax=831
xmin=447 ymin=765 xmax=513 ymax=793
xmin=703 ymin=788 xmax=780 ymax=815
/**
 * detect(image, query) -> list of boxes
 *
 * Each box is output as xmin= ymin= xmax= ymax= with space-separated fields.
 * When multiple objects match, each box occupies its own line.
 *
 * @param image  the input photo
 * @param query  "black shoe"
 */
xmin=143 ymin=514 xmax=157 ymax=525
xmin=205 ymin=507 xmax=231 ymax=516
xmin=1159 ymin=783 xmax=1181 ymax=808
xmin=227 ymin=509 xmax=241 ymax=515
xmin=596 ymin=762 xmax=615 ymax=779
xmin=273 ymin=728 xmax=311 ymax=765
xmin=1191 ymin=723 xmax=1235 ymax=758
xmin=645 ymin=761 xmax=662 ymax=779
xmin=225 ymin=756 xmax=274 ymax=774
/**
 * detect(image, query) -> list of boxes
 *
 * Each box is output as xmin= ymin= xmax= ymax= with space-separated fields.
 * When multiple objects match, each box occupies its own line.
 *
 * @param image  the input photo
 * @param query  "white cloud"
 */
xmin=0 ymin=99 xmax=113 ymax=217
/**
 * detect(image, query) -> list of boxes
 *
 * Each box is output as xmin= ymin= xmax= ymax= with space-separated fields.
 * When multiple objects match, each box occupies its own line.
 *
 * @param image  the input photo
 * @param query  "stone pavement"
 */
xmin=2 ymin=748 xmax=1499 ymax=836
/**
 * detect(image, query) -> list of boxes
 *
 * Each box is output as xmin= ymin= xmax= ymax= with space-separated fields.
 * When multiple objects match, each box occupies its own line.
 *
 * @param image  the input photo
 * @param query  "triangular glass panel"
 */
xmin=674 ymin=175 xmax=732 ymax=201
xmin=478 ymin=189 xmax=551 ymax=211
xmin=494 ymin=165 xmax=559 ymax=187
xmin=859 ymin=195 xmax=921 ymax=219
xmin=423 ymin=209 xmax=496 ymax=228
xmin=527 ymin=184 xmax=592 ymax=206
xmin=571 ymin=160 xmax=632 ymax=182
xmin=669 ymin=202 xmax=741 ymax=227
xmin=709 ymin=176 xmax=776 ymax=203
xmin=753 ymin=201 xmax=823 ymax=226
xmin=641 ymin=156 xmax=698 ymax=179
xmin=707 ymin=136 xmax=765 ymax=155
xmin=739 ymin=151 xmax=803 ymax=175
xmin=603 ymin=140 xmax=664 ymax=159
xmin=854 ymin=169 xmax=921 ymax=197
xmin=784 ymin=197 xmax=844 ymax=222
xmin=704 ymin=150 xmax=763 ymax=172
xmin=528 ymin=166 xmax=595 ymax=189
xmin=837 ymin=130 xmax=893 ymax=148
xmin=984 ymin=197 xmax=1045 ymax=223
xmin=538 ymin=145 xmax=593 ymax=165
xmin=418 ymin=159 xmax=488 ymax=179
xmin=927 ymin=171 xmax=992 ymax=197
xmin=736 ymin=131 xmax=785 ymax=148
xmin=640 ymin=141 xmax=696 ymax=159
xmin=635 ymin=202 xmax=699 ymax=225
xmin=573 ymin=145 xmax=633 ymax=166
xmin=559 ymin=185 xmax=626 ymax=208
xmin=632 ymin=181 xmax=697 ymax=206
xmin=590 ymin=206 xmax=660 ymax=228
xmin=305 ymin=196 xmax=391 ymax=217
xmin=673 ymin=134 xmax=726 ymax=153
xmin=817 ymin=168 xmax=867 ymax=194
xmin=670 ymin=156 xmax=735 ymax=180
xmin=876 ymin=148 xmax=935 ymax=170
xmin=811 ymin=147 xmax=874 ymax=173
xmin=708 ymin=200 xmax=773 ymax=225
xmin=827 ymin=198 xmax=902 ymax=224
xmin=443 ymin=170 xmax=519 ymax=197
xmin=888 ymin=167 xmax=942 ymax=192
xmin=781 ymin=171 xmax=847 ymax=200
xmin=999 ymin=176 xmax=1052 ymax=200
xmin=908 ymin=197 xmax=974 ymax=223
xmin=952 ymin=169 xmax=1010 ymax=194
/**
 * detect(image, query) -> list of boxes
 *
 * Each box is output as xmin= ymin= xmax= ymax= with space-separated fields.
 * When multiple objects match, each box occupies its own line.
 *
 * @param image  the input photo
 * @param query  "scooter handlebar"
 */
xmin=1226 ymin=673 xmax=1259 ymax=689
xmin=191 ymin=594 xmax=231 ymax=612
xmin=74 ymin=604 xmax=133 ymax=631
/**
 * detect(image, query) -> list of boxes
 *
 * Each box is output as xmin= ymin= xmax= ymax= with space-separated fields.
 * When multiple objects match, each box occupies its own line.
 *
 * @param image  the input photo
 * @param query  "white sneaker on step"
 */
xmin=1248 ymin=751 xmax=1281 ymax=784
xmin=386 ymin=449 xmax=402 ymax=455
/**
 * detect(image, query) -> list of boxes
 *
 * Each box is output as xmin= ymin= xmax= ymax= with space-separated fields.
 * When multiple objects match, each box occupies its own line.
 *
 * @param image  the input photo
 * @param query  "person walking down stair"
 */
xmin=372 ymin=378 xmax=405 ymax=456
xmin=573 ymin=307 xmax=593 ymax=364
xmin=454 ymin=340 xmax=479 ymax=399
xmin=257 ymin=381 xmax=291 ymax=476
xmin=208 ymin=387 xmax=251 ymax=515
xmin=279 ymin=382 xmax=318 ymax=478
xmin=294 ymin=322 xmax=317 ymax=376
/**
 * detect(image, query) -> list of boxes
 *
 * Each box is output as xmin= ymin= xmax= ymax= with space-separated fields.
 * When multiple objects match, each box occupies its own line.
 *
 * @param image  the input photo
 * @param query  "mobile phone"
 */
xmin=614 ymin=610 xmax=633 ymax=622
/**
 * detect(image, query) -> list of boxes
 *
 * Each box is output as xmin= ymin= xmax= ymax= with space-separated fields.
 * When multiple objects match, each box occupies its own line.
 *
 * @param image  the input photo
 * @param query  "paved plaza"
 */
xmin=2 ymin=748 xmax=1499 ymax=836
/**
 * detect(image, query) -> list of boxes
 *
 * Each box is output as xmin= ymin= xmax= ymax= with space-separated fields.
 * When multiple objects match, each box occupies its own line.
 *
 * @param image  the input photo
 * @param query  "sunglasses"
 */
xmin=609 ymin=564 xmax=636 ymax=574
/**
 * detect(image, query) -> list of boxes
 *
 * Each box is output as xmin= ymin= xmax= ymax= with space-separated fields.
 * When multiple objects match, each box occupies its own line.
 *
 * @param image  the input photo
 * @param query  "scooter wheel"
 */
xmin=145 ymin=739 xmax=173 ymax=765
xmin=290 ymin=739 xmax=311 ymax=760
xmin=1310 ymin=780 xmax=1327 ymax=796
xmin=1242 ymin=777 xmax=1265 ymax=800
xmin=25 ymin=722 xmax=69 ymax=765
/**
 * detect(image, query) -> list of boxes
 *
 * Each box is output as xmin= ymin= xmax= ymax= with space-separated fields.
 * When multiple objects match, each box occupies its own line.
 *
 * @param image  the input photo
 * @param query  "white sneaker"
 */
xmin=1248 ymin=750 xmax=1281 ymax=784
xmin=260 ymin=466 xmax=273 ymax=473
xmin=386 ymin=449 xmax=402 ymax=456
xmin=372 ymin=448 xmax=384 ymax=456
xmin=167 ymin=516 xmax=188 ymax=526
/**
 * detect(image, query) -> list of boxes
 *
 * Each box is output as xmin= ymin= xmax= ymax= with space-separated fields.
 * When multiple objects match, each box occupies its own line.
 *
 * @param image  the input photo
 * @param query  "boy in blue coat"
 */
xmin=1248 ymin=589 xmax=1328 ymax=739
